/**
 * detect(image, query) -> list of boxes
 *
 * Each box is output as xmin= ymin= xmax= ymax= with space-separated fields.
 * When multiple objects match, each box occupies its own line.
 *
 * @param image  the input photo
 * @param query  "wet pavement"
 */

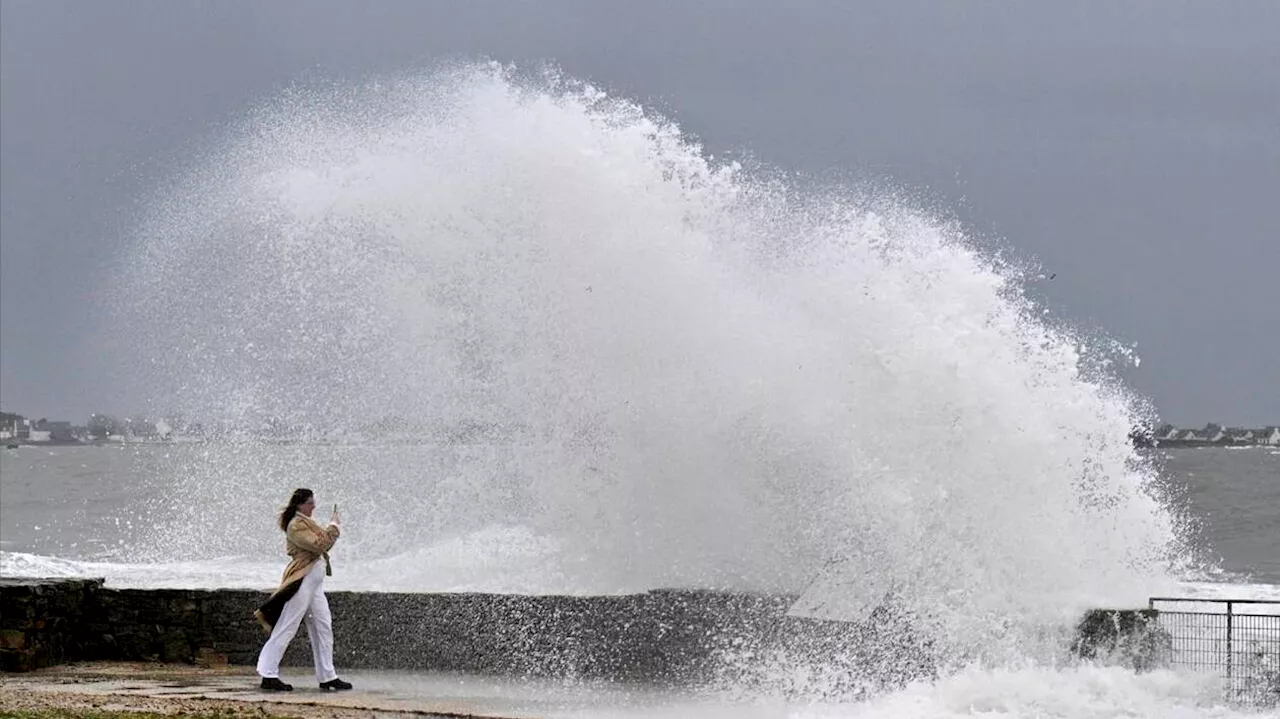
xmin=0 ymin=662 xmax=801 ymax=718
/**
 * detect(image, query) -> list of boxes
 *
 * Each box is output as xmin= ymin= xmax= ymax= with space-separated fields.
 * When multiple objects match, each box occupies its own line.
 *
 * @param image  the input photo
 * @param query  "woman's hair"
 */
xmin=279 ymin=488 xmax=314 ymax=531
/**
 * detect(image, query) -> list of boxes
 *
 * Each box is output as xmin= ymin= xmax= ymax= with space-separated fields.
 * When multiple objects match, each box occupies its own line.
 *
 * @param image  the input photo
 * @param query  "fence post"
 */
xmin=1225 ymin=600 xmax=1233 ymax=683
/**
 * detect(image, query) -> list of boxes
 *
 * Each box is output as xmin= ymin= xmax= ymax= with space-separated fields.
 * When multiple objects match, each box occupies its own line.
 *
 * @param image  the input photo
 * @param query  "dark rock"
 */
xmin=195 ymin=647 xmax=228 ymax=668
xmin=1072 ymin=608 xmax=1172 ymax=671
xmin=159 ymin=631 xmax=190 ymax=663
xmin=0 ymin=630 xmax=25 ymax=650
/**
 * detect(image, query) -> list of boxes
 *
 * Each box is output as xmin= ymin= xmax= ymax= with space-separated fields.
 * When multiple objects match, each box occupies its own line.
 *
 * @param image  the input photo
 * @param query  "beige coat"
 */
xmin=253 ymin=513 xmax=341 ymax=633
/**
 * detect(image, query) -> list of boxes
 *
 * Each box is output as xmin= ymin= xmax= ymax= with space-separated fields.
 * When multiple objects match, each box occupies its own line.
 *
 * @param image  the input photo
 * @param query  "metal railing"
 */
xmin=1148 ymin=597 xmax=1280 ymax=707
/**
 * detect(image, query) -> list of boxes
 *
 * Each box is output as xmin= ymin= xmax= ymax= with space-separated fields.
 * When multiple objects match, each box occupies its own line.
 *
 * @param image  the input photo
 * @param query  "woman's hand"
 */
xmin=330 ymin=509 xmax=341 ymax=526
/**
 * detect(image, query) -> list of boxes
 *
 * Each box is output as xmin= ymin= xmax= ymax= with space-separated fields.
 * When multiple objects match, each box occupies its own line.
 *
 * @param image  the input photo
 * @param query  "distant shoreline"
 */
xmin=1152 ymin=440 xmax=1278 ymax=449
xmin=3 ymin=437 xmax=1275 ymax=451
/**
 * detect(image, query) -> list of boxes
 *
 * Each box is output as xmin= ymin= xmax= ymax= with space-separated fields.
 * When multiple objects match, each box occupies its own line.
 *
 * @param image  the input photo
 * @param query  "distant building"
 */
xmin=1201 ymin=423 xmax=1226 ymax=443
xmin=4 ymin=418 xmax=78 ymax=443
xmin=33 ymin=420 xmax=75 ymax=442
xmin=1225 ymin=428 xmax=1252 ymax=443
xmin=1155 ymin=424 xmax=1279 ymax=447
xmin=2 ymin=419 xmax=32 ymax=440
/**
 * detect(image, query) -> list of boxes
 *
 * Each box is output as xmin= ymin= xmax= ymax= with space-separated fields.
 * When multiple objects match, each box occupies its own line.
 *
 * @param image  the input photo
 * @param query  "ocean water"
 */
xmin=1163 ymin=447 xmax=1280 ymax=584
xmin=2 ymin=444 xmax=1276 ymax=593
xmin=2 ymin=64 xmax=1277 ymax=715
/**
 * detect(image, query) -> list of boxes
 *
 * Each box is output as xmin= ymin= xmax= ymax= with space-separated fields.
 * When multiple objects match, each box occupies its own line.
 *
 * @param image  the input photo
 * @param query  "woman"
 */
xmin=253 ymin=488 xmax=352 ymax=692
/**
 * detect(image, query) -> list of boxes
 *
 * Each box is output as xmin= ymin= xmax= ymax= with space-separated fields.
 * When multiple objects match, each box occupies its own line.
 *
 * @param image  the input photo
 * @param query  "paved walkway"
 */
xmin=0 ymin=662 xmax=796 ymax=718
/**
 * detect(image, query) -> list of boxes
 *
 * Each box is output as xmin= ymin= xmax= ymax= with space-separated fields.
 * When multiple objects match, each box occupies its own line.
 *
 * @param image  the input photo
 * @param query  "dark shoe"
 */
xmin=260 ymin=677 xmax=293 ymax=691
xmin=319 ymin=678 xmax=353 ymax=691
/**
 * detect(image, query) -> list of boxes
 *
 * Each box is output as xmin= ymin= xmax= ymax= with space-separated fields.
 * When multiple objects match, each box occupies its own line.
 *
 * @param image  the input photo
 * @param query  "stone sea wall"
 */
xmin=1 ymin=577 xmax=938 ymax=685
xmin=0 ymin=579 xmax=102 ymax=671
xmin=4 ymin=578 xmax=1161 ymax=687
xmin=1 ymin=578 xmax=264 ymax=672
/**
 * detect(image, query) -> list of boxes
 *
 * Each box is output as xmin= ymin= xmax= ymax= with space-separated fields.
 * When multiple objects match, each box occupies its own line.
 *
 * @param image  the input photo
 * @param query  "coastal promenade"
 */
xmin=0 ymin=661 xmax=703 ymax=719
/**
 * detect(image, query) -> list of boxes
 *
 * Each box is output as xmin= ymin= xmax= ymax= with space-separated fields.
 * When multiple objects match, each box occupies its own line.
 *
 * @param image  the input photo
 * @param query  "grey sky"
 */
xmin=1 ymin=0 xmax=1277 ymax=425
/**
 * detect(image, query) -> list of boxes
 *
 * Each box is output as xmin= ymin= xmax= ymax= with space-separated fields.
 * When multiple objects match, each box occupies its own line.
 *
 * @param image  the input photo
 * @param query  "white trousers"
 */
xmin=256 ymin=560 xmax=338 ymax=683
